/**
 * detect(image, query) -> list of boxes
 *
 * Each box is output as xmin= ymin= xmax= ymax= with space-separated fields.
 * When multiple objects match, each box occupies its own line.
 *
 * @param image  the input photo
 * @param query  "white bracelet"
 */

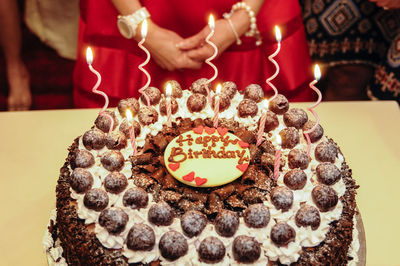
xmin=223 ymin=14 xmax=242 ymax=45
xmin=117 ymin=7 xmax=150 ymax=39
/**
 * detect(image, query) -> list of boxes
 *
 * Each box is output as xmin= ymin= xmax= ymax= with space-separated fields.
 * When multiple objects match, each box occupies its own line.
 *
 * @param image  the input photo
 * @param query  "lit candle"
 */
xmin=266 ymin=25 xmax=281 ymax=102
xmin=304 ymin=64 xmax=322 ymax=157
xmin=274 ymin=134 xmax=282 ymax=180
xmin=125 ymin=109 xmax=137 ymax=156
xmin=165 ymin=82 xmax=172 ymax=127
xmin=213 ymin=84 xmax=222 ymax=128
xmin=256 ymin=99 xmax=270 ymax=146
xmin=138 ymin=19 xmax=151 ymax=106
xmin=86 ymin=47 xmax=114 ymax=134
xmin=205 ymin=14 xmax=218 ymax=103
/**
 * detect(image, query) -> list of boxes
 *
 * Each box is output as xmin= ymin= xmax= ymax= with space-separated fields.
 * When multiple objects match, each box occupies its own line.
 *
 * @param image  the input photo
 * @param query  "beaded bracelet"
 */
xmin=223 ymin=14 xmax=242 ymax=45
xmin=223 ymin=1 xmax=262 ymax=46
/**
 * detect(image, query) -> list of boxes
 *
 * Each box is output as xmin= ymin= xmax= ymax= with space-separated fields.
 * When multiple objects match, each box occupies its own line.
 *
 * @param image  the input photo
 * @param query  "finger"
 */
xmin=183 ymin=56 xmax=203 ymax=70
xmin=177 ymin=28 xmax=209 ymax=50
xmin=187 ymin=46 xmax=213 ymax=61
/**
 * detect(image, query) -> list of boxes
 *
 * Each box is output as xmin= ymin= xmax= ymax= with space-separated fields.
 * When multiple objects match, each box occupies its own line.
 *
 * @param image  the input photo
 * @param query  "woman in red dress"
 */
xmin=74 ymin=0 xmax=314 ymax=108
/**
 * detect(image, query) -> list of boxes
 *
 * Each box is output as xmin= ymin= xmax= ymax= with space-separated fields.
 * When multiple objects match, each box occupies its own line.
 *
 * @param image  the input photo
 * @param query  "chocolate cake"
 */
xmin=44 ymin=80 xmax=359 ymax=265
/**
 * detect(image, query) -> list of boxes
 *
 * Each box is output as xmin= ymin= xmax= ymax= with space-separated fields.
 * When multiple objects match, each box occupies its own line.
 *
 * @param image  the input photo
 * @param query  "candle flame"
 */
xmin=141 ymin=19 xmax=148 ymax=39
xmin=125 ymin=109 xmax=133 ymax=123
xmin=276 ymin=134 xmax=282 ymax=146
xmin=263 ymin=99 xmax=269 ymax=109
xmin=86 ymin=47 xmax=93 ymax=64
xmin=215 ymin=83 xmax=222 ymax=94
xmin=274 ymin=25 xmax=282 ymax=43
xmin=208 ymin=14 xmax=215 ymax=30
xmin=165 ymin=82 xmax=172 ymax=96
xmin=314 ymin=64 xmax=321 ymax=81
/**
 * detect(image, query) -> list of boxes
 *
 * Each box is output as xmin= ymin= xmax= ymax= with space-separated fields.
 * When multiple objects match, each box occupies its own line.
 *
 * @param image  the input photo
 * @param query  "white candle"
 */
xmin=213 ymin=84 xmax=222 ymax=128
xmin=274 ymin=134 xmax=282 ymax=180
xmin=126 ymin=109 xmax=137 ymax=156
xmin=165 ymin=82 xmax=172 ymax=127
xmin=256 ymin=99 xmax=270 ymax=146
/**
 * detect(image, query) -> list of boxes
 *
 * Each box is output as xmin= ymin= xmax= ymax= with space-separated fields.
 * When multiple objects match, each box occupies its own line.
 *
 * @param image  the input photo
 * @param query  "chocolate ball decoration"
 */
xmin=315 ymin=141 xmax=338 ymax=163
xmin=168 ymin=80 xmax=183 ymax=98
xmin=271 ymin=186 xmax=294 ymax=211
xmin=279 ymin=127 xmax=300 ymax=149
xmin=283 ymin=108 xmax=308 ymax=129
xmin=70 ymin=168 xmax=94 ymax=193
xmin=238 ymin=99 xmax=258 ymax=118
xmin=295 ymin=205 xmax=321 ymax=230
xmin=269 ymin=94 xmax=289 ymax=114
xmin=262 ymin=111 xmax=279 ymax=133
xmin=244 ymin=84 xmax=264 ymax=102
xmin=159 ymin=231 xmax=188 ymax=261
xmin=98 ymin=207 xmax=129 ymax=235
xmin=270 ymin=222 xmax=296 ymax=246
xmin=198 ymin=237 xmax=226 ymax=263
xmin=288 ymin=149 xmax=309 ymax=170
xmin=159 ymin=98 xmax=179 ymax=116
xmin=83 ymin=128 xmax=106 ymax=150
xmin=212 ymin=94 xmax=231 ymax=112
xmin=104 ymin=172 xmax=128 ymax=194
xmin=244 ymin=203 xmax=270 ymax=228
xmin=119 ymin=119 xmax=141 ymax=138
xmin=95 ymin=110 xmax=118 ymax=133
xmin=138 ymin=106 xmax=159 ymax=125
xmin=100 ymin=151 xmax=124 ymax=172
xmin=117 ymin=98 xmax=140 ymax=117
xmin=214 ymin=209 xmax=239 ymax=237
xmin=187 ymin=93 xmax=207 ymax=113
xmin=302 ymin=120 xmax=324 ymax=143
xmin=123 ymin=187 xmax=149 ymax=209
xmin=140 ymin=86 xmax=161 ymax=105
xmin=75 ymin=150 xmax=95 ymax=168
xmin=190 ymin=78 xmax=211 ymax=96
xmin=105 ymin=131 xmax=127 ymax=150
xmin=284 ymin=169 xmax=307 ymax=190
xmin=232 ymin=235 xmax=261 ymax=263
xmin=127 ymin=223 xmax=156 ymax=251
xmin=312 ymin=185 xmax=338 ymax=212
xmin=84 ymin=188 xmax=109 ymax=211
xmin=222 ymin=81 xmax=238 ymax=99
xmin=180 ymin=210 xmax=207 ymax=238
xmin=316 ymin=162 xmax=341 ymax=185
xmin=148 ymin=201 xmax=174 ymax=226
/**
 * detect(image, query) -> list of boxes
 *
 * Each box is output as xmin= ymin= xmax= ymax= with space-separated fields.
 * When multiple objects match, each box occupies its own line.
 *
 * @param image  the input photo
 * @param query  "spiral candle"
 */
xmin=266 ymin=26 xmax=281 ymax=102
xmin=205 ymin=15 xmax=218 ymax=103
xmin=138 ymin=19 xmax=151 ymax=106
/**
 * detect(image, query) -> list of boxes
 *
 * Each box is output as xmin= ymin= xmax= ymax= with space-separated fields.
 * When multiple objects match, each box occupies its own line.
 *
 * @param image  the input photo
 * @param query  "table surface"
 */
xmin=0 ymin=101 xmax=399 ymax=266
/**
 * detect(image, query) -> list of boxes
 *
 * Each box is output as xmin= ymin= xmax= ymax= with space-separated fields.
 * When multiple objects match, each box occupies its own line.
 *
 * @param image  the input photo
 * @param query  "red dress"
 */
xmin=74 ymin=0 xmax=314 ymax=108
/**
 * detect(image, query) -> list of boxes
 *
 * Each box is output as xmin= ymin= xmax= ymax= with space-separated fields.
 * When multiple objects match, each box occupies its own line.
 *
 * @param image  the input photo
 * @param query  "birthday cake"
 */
xmin=44 ymin=80 xmax=359 ymax=265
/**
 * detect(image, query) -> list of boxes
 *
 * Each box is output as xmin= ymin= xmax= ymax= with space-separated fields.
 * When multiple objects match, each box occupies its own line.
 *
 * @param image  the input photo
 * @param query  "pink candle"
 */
xmin=304 ymin=64 xmax=322 ymax=157
xmin=125 ymin=110 xmax=137 ymax=156
xmin=86 ymin=47 xmax=114 ymax=134
xmin=274 ymin=135 xmax=282 ymax=180
xmin=266 ymin=25 xmax=281 ymax=102
xmin=165 ymin=83 xmax=172 ymax=127
xmin=138 ymin=19 xmax=151 ymax=106
xmin=256 ymin=99 xmax=270 ymax=146
xmin=205 ymin=15 xmax=218 ymax=103
xmin=213 ymin=84 xmax=222 ymax=128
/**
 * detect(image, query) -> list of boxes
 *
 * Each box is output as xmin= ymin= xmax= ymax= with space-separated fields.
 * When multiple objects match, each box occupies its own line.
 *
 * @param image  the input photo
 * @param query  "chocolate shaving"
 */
xmin=151 ymin=168 xmax=165 ymax=183
xmin=132 ymin=153 xmax=152 ymax=166
xmin=242 ymin=188 xmax=265 ymax=204
xmin=133 ymin=173 xmax=156 ymax=190
xmin=152 ymin=133 xmax=169 ymax=152
xmin=241 ymin=165 xmax=258 ymax=185
xmin=178 ymin=199 xmax=205 ymax=213
xmin=161 ymin=190 xmax=183 ymax=204
xmin=208 ymin=193 xmax=224 ymax=214
xmin=183 ymin=188 xmax=208 ymax=203
xmin=213 ymin=184 xmax=235 ymax=200
xmin=163 ymin=174 xmax=179 ymax=191
xmin=226 ymin=195 xmax=246 ymax=209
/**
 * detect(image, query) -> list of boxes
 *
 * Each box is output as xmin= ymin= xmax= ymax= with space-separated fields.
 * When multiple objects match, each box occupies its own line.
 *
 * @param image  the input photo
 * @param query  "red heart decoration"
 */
xmin=236 ymin=163 xmax=249 ymax=173
xmin=193 ymin=126 xmax=204 ymax=134
xmin=204 ymin=127 xmax=216 ymax=135
xmin=217 ymin=127 xmax=228 ymax=137
xmin=238 ymin=140 xmax=249 ymax=148
xmin=168 ymin=163 xmax=180 ymax=171
xmin=195 ymin=176 xmax=207 ymax=186
xmin=182 ymin=171 xmax=195 ymax=182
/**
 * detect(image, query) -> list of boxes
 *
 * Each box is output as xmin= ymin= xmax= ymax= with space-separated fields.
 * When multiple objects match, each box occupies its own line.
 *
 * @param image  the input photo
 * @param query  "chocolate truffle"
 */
xmin=288 ymin=149 xmax=309 ymax=170
xmin=100 ymin=151 xmax=124 ymax=172
xmin=119 ymin=119 xmax=141 ymax=138
xmin=159 ymin=231 xmax=188 ymax=261
xmin=222 ymin=81 xmax=238 ymax=99
xmin=214 ymin=209 xmax=239 ymax=237
xmin=316 ymin=162 xmax=341 ymax=185
xmin=244 ymin=203 xmax=270 ymax=228
xmin=75 ymin=150 xmax=95 ymax=168
xmin=148 ymin=201 xmax=174 ymax=226
xmin=190 ymin=78 xmax=211 ymax=96
xmin=98 ymin=207 xmax=129 ymax=234
xmin=83 ymin=128 xmax=106 ymax=150
xmin=212 ymin=94 xmax=231 ymax=112
xmin=84 ymin=188 xmax=109 ymax=211
xmin=95 ymin=110 xmax=118 ymax=133
xmin=104 ymin=172 xmax=128 ymax=194
xmin=198 ymin=236 xmax=226 ymax=263
xmin=140 ymin=86 xmax=161 ymax=105
xmin=180 ymin=210 xmax=207 ymax=238
xmin=244 ymin=84 xmax=264 ymax=102
xmin=312 ymin=185 xmax=338 ymax=212
xmin=261 ymin=111 xmax=279 ymax=133
xmin=238 ymin=99 xmax=258 ymax=118
xmin=295 ymin=205 xmax=321 ymax=230
xmin=269 ymin=94 xmax=289 ymax=114
xmin=279 ymin=127 xmax=300 ymax=149
xmin=168 ymin=80 xmax=183 ymax=98
xmin=105 ymin=131 xmax=127 ymax=150
xmin=232 ymin=235 xmax=261 ymax=263
xmin=70 ymin=168 xmax=93 ymax=193
xmin=187 ymin=93 xmax=207 ymax=113
xmin=117 ymin=98 xmax=140 ymax=117
xmin=302 ymin=120 xmax=324 ymax=143
xmin=284 ymin=169 xmax=307 ymax=190
xmin=271 ymin=222 xmax=296 ymax=246
xmin=315 ymin=141 xmax=338 ymax=163
xmin=159 ymin=98 xmax=179 ymax=115
xmin=138 ymin=106 xmax=159 ymax=125
xmin=123 ymin=187 xmax=149 ymax=209
xmin=127 ymin=223 xmax=155 ymax=251
xmin=283 ymin=108 xmax=308 ymax=129
xmin=271 ymin=186 xmax=294 ymax=211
